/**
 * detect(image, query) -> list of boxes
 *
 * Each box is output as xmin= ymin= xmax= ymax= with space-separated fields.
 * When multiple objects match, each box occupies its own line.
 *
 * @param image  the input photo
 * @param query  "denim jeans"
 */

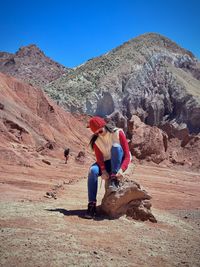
xmin=87 ymin=144 xmax=124 ymax=202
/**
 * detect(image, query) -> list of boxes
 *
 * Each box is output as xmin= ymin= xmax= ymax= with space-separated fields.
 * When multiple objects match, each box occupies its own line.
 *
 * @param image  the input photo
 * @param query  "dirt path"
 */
xmin=0 ymin=164 xmax=200 ymax=267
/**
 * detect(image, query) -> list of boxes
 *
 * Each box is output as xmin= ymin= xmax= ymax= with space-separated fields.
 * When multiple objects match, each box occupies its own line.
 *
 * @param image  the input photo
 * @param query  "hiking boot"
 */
xmin=85 ymin=202 xmax=96 ymax=219
xmin=108 ymin=177 xmax=120 ymax=191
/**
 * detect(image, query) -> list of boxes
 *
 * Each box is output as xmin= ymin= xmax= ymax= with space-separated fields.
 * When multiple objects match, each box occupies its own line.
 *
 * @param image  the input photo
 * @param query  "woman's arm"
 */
xmin=119 ymin=130 xmax=131 ymax=171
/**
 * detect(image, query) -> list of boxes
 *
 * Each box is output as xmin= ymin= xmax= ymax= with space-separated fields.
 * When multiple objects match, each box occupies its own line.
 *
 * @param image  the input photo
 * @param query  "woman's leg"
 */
xmin=111 ymin=144 xmax=124 ymax=174
xmin=87 ymin=163 xmax=100 ymax=202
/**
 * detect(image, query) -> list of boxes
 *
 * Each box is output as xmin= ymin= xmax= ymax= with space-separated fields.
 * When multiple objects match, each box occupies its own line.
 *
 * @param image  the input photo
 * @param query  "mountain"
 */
xmin=0 ymin=44 xmax=70 ymax=88
xmin=1 ymin=34 xmax=200 ymax=134
xmin=44 ymin=33 xmax=200 ymax=133
xmin=0 ymin=72 xmax=90 ymax=167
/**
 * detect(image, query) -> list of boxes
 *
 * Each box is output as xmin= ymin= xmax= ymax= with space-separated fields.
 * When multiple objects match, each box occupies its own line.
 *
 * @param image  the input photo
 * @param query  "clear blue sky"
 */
xmin=1 ymin=0 xmax=200 ymax=67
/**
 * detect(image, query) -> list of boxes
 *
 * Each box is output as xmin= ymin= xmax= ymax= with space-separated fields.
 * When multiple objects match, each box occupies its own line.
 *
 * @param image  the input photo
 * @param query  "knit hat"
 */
xmin=88 ymin=116 xmax=106 ymax=133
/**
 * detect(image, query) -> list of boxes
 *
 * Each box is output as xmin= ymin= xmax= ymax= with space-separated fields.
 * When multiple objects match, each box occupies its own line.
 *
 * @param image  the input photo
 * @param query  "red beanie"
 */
xmin=88 ymin=116 xmax=106 ymax=133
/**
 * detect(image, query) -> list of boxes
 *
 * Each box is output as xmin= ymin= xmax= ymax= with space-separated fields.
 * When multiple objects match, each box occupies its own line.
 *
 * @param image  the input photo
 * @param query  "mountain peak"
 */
xmin=0 ymin=44 xmax=69 ymax=88
xmin=16 ymin=44 xmax=45 ymax=57
xmin=130 ymin=32 xmax=194 ymax=57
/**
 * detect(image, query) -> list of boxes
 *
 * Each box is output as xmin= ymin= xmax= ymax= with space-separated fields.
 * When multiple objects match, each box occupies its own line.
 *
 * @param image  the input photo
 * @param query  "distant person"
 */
xmin=64 ymin=148 xmax=70 ymax=164
xmin=85 ymin=116 xmax=131 ymax=219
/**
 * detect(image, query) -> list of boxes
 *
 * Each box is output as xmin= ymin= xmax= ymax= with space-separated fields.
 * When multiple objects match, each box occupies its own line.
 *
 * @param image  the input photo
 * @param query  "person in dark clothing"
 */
xmin=64 ymin=148 xmax=70 ymax=164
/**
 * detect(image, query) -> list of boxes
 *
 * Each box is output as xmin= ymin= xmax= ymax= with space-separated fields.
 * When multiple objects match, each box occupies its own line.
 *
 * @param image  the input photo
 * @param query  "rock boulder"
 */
xmin=99 ymin=179 xmax=157 ymax=222
xmin=128 ymin=115 xmax=168 ymax=164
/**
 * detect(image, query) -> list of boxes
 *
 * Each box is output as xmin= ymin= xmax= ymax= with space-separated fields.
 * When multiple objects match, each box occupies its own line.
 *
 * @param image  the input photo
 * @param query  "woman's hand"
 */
xmin=116 ymin=168 xmax=124 ymax=179
xmin=101 ymin=170 xmax=109 ymax=180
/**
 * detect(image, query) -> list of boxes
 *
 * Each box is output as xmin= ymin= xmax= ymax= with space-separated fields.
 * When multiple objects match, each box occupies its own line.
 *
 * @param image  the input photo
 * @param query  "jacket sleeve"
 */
xmin=93 ymin=143 xmax=105 ymax=172
xmin=119 ymin=130 xmax=131 ymax=171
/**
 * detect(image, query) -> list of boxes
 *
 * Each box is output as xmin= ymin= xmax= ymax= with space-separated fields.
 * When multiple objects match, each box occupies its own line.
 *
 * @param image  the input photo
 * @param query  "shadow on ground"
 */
xmin=45 ymin=208 xmax=109 ymax=221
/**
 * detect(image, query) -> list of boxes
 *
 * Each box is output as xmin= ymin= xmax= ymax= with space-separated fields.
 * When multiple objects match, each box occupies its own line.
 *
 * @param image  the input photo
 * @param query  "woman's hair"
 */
xmin=89 ymin=123 xmax=117 ymax=150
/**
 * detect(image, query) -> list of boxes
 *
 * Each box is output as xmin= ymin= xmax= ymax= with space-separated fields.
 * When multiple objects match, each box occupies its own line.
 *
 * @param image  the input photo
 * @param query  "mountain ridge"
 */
xmin=0 ymin=44 xmax=70 ymax=88
xmin=0 ymin=33 xmax=200 ymax=133
xmin=44 ymin=33 xmax=200 ymax=133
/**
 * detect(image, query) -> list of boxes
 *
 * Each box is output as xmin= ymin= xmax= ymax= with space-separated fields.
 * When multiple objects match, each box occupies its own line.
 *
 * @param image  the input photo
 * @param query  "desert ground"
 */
xmin=0 ymin=157 xmax=200 ymax=267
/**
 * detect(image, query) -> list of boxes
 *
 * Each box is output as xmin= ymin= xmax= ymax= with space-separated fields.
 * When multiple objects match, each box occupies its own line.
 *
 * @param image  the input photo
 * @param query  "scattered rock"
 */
xmin=52 ymin=183 xmax=64 ymax=190
xmin=42 ymin=159 xmax=51 ymax=165
xmin=75 ymin=151 xmax=86 ymax=164
xmin=63 ymin=179 xmax=70 ymax=184
xmin=44 ymin=191 xmax=57 ymax=199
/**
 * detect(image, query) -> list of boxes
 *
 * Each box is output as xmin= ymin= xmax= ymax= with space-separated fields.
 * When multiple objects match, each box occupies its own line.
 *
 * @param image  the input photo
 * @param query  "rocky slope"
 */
xmin=0 ymin=72 xmax=91 ymax=167
xmin=45 ymin=33 xmax=200 ymax=133
xmin=0 ymin=45 xmax=70 ymax=88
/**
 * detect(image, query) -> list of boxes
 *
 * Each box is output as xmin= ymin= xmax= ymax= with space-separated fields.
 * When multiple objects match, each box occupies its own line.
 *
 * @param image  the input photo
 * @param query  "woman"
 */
xmin=86 ymin=116 xmax=131 ymax=219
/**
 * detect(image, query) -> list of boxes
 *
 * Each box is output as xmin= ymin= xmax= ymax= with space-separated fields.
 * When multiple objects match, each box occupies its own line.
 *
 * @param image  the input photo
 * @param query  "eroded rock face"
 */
xmin=0 ymin=72 xmax=91 ymax=166
xmin=1 ymin=34 xmax=200 ymax=133
xmin=99 ymin=179 xmax=157 ymax=222
xmin=43 ymin=33 xmax=200 ymax=134
xmin=128 ymin=115 xmax=168 ymax=164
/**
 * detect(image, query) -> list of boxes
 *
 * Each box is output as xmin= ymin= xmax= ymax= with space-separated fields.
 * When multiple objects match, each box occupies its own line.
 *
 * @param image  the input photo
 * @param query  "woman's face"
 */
xmin=95 ymin=127 xmax=106 ymax=136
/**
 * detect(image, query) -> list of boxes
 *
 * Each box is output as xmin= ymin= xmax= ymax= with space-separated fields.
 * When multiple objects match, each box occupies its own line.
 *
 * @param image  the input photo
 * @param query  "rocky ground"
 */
xmin=0 ymin=159 xmax=200 ymax=267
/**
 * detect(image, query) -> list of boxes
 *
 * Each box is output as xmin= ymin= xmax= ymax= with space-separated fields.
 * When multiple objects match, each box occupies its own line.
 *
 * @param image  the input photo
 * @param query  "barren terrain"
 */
xmin=0 ymin=159 xmax=200 ymax=267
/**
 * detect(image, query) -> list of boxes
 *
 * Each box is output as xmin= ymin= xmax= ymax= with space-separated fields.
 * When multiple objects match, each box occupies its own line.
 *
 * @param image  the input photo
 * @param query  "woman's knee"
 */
xmin=111 ymin=144 xmax=123 ymax=154
xmin=88 ymin=164 xmax=99 ymax=177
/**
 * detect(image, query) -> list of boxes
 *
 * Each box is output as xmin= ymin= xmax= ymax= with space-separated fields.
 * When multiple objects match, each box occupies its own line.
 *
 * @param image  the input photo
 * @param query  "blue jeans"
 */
xmin=87 ymin=144 xmax=124 ymax=202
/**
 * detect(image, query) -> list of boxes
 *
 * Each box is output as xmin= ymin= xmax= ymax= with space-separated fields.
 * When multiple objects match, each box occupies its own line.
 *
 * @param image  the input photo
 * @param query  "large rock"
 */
xmin=128 ymin=115 xmax=168 ymax=163
xmin=99 ymin=179 xmax=157 ymax=222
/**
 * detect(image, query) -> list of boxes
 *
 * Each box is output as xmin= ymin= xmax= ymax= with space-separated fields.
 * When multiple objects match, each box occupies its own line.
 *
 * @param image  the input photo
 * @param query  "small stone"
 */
xmin=0 ymin=103 xmax=4 ymax=110
xmin=42 ymin=159 xmax=51 ymax=165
